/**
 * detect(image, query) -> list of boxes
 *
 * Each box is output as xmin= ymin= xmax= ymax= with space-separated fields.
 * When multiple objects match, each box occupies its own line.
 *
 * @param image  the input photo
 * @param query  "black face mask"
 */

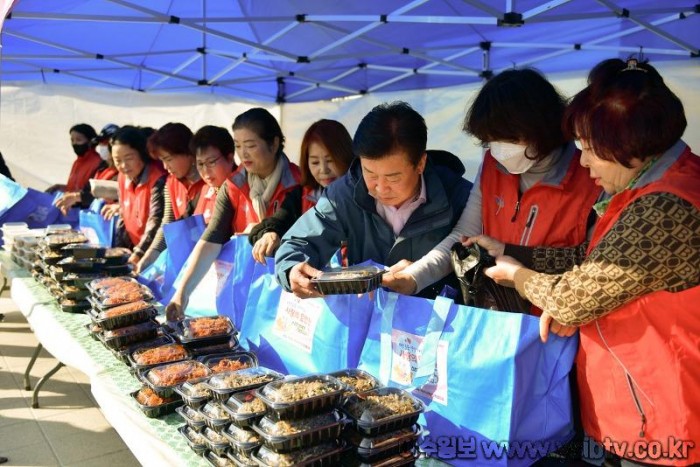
xmin=72 ymin=143 xmax=90 ymax=157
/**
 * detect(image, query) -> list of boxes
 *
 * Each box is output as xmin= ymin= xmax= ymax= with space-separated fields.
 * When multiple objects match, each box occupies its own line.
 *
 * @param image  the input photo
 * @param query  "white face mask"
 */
xmin=96 ymin=144 xmax=110 ymax=161
xmin=489 ymin=142 xmax=536 ymax=174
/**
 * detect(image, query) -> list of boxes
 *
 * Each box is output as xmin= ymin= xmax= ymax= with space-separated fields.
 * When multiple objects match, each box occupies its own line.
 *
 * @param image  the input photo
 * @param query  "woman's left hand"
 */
xmin=539 ymin=310 xmax=578 ymax=343
xmin=252 ymin=232 xmax=280 ymax=264
xmin=54 ymin=192 xmax=80 ymax=215
xmin=484 ymin=255 xmax=523 ymax=286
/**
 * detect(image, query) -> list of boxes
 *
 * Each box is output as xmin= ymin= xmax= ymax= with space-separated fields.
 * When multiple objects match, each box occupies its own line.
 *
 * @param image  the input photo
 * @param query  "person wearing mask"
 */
xmin=190 ymin=125 xmax=237 ymax=224
xmin=136 ymin=123 xmax=205 ymax=273
xmin=274 ymin=101 xmax=472 ymax=300
xmin=102 ymin=126 xmax=166 ymax=267
xmin=55 ymin=123 xmax=120 ymax=213
xmin=165 ymin=107 xmax=300 ymax=320
xmin=46 ymin=123 xmax=102 ymax=194
xmin=248 ymin=119 xmax=355 ymax=264
xmin=485 ymin=58 xmax=700 ymax=466
xmin=384 ymin=68 xmax=600 ymax=314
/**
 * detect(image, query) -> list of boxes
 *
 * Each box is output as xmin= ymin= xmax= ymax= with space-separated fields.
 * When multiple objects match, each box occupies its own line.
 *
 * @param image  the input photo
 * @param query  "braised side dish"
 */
xmin=347 ymin=393 xmax=416 ymax=421
xmin=227 ymin=424 xmax=260 ymax=444
xmin=185 ymin=316 xmax=230 ymax=338
xmin=209 ymin=371 xmax=275 ymax=390
xmin=100 ymin=282 xmax=147 ymax=305
xmin=182 ymin=426 xmax=207 ymax=445
xmin=101 ymin=300 xmax=151 ymax=318
xmin=91 ymin=277 xmax=131 ymax=291
xmin=201 ymin=402 xmax=230 ymax=420
xmin=181 ymin=405 xmax=205 ymax=422
xmin=236 ymin=395 xmax=265 ymax=415
xmin=209 ymin=358 xmax=250 ymax=374
xmin=135 ymin=387 xmax=177 ymax=406
xmin=203 ymin=427 xmax=228 ymax=444
xmin=264 ymin=380 xmax=336 ymax=402
xmin=338 ymin=374 xmax=378 ymax=393
xmin=147 ymin=361 xmax=209 ymax=387
xmin=181 ymin=381 xmax=212 ymax=398
xmin=258 ymin=412 xmax=337 ymax=436
xmin=132 ymin=344 xmax=187 ymax=366
xmin=103 ymin=321 xmax=155 ymax=339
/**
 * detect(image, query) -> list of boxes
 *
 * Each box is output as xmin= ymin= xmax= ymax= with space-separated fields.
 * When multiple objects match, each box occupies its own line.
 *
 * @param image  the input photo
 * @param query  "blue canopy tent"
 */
xmin=1 ymin=0 xmax=698 ymax=102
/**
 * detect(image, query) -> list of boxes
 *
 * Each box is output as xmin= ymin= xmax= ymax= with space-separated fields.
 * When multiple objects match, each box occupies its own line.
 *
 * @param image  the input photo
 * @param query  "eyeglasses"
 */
xmin=196 ymin=157 xmax=223 ymax=170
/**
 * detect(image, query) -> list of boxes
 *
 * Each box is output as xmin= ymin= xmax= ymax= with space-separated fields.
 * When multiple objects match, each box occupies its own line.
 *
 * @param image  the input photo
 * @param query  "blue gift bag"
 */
xmin=359 ymin=289 xmax=577 ymax=466
xmin=0 ymin=185 xmax=61 ymax=237
xmin=0 ymin=174 xmax=28 ymax=219
xmin=79 ymin=200 xmax=116 ymax=246
xmin=239 ymin=258 xmax=375 ymax=376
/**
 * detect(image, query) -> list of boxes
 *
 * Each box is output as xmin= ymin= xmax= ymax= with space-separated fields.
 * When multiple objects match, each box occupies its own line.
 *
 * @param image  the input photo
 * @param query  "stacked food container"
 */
xmin=339 ymin=378 xmax=425 ymax=467
xmin=35 ymin=229 xmax=89 ymax=308
xmin=9 ymin=229 xmax=45 ymax=270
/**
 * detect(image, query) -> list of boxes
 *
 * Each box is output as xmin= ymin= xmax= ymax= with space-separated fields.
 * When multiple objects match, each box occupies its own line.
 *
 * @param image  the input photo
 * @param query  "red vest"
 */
xmin=194 ymin=185 xmax=218 ymax=225
xmin=579 ymin=144 xmax=700 ymax=465
xmin=166 ymin=174 xmax=205 ymax=220
xmin=118 ymin=163 xmax=166 ymax=246
xmin=66 ymin=149 xmax=102 ymax=192
xmin=301 ymin=185 xmax=320 ymax=213
xmin=225 ymin=157 xmax=301 ymax=234
xmin=94 ymin=166 xmax=118 ymax=181
xmin=481 ymin=145 xmax=600 ymax=248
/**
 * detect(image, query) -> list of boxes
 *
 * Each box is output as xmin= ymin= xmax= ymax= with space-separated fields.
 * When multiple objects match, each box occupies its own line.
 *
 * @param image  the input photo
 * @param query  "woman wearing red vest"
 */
xmin=487 ymin=59 xmax=700 ymax=466
xmin=385 ymin=68 xmax=600 ymax=312
xmin=136 ymin=123 xmax=205 ymax=273
xmin=165 ymin=108 xmax=300 ymax=321
xmin=248 ymin=119 xmax=355 ymax=264
xmin=190 ymin=125 xmax=237 ymax=224
xmin=102 ymin=126 xmax=167 ymax=267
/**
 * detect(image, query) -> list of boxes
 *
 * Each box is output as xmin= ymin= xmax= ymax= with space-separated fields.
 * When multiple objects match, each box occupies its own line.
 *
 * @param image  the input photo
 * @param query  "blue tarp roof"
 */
xmin=1 ymin=0 xmax=699 ymax=102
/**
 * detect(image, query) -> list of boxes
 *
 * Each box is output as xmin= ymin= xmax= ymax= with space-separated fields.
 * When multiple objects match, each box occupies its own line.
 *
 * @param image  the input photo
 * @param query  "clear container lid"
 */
xmin=181 ymin=316 xmax=234 ymax=340
xmin=146 ymin=360 xmax=211 ymax=388
xmin=255 ymin=441 xmax=339 ymax=467
xmin=100 ymin=300 xmax=154 ymax=319
xmin=206 ymin=367 xmax=282 ymax=392
xmin=259 ymin=374 xmax=344 ymax=404
xmin=182 ymin=426 xmax=207 ymax=445
xmin=225 ymin=423 xmax=260 ymax=445
xmin=202 ymin=427 xmax=229 ymax=445
xmin=311 ymin=265 xmax=384 ymax=283
xmin=257 ymin=411 xmax=339 ymax=437
xmin=180 ymin=380 xmax=213 ymax=398
xmin=201 ymin=401 xmax=231 ymax=421
xmin=226 ymin=390 xmax=266 ymax=416
xmin=131 ymin=343 xmax=187 ymax=366
xmin=329 ymin=369 xmax=381 ymax=394
xmin=179 ymin=405 xmax=206 ymax=423
xmin=1 ymin=222 xmax=28 ymax=231
xmin=344 ymin=388 xmax=422 ymax=423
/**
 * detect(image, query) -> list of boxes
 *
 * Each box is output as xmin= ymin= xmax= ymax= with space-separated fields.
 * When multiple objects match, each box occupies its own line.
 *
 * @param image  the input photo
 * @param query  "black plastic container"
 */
xmin=90 ymin=300 xmax=158 ymax=330
xmin=178 ymin=425 xmax=209 ymax=456
xmin=187 ymin=336 xmax=241 ymax=357
xmin=222 ymin=389 xmax=267 ymax=428
xmin=327 ymin=369 xmax=382 ymax=396
xmin=41 ymin=232 xmax=88 ymax=250
xmin=252 ymin=440 xmax=345 ymax=467
xmin=84 ymin=322 xmax=102 ymax=340
xmin=130 ymin=387 xmax=182 ymax=418
xmin=113 ymin=333 xmax=175 ymax=364
xmin=175 ymin=404 xmax=208 ymax=432
xmin=221 ymin=423 xmax=261 ymax=456
xmin=62 ymin=272 xmax=103 ymax=288
xmin=86 ymin=276 xmax=138 ymax=295
xmin=201 ymin=400 xmax=233 ymax=432
xmin=344 ymin=425 xmax=421 ymax=463
xmin=341 ymin=388 xmax=424 ymax=437
xmin=252 ymin=411 xmax=345 ymax=453
xmin=256 ymin=374 xmax=345 ymax=420
xmin=60 ymin=299 xmax=91 ymax=314
xmin=60 ymin=243 xmax=106 ymax=259
xmin=202 ymin=427 xmax=231 ymax=456
xmin=205 ymin=367 xmax=284 ymax=402
xmin=128 ymin=342 xmax=190 ymax=371
xmin=173 ymin=379 xmax=214 ymax=409
xmin=101 ymin=320 xmax=159 ymax=350
xmin=57 ymin=256 xmax=108 ymax=273
xmin=204 ymin=450 xmax=237 ymax=467
xmin=141 ymin=360 xmax=212 ymax=397
xmin=225 ymin=449 xmax=258 ymax=467
xmin=88 ymin=286 xmax=154 ymax=311
xmin=198 ymin=351 xmax=258 ymax=374
xmin=174 ymin=316 xmax=237 ymax=347
xmin=310 ymin=265 xmax=385 ymax=295
xmin=61 ymin=285 xmax=90 ymax=301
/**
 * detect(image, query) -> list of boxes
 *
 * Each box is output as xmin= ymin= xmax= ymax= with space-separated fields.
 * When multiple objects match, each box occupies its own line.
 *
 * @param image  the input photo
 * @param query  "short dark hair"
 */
xmin=147 ymin=122 xmax=194 ymax=158
xmin=465 ymin=68 xmax=566 ymax=161
xmin=299 ymin=119 xmax=355 ymax=189
xmin=353 ymin=102 xmax=427 ymax=166
xmin=69 ymin=123 xmax=97 ymax=142
xmin=563 ymin=58 xmax=686 ymax=168
xmin=111 ymin=125 xmax=150 ymax=163
xmin=191 ymin=125 xmax=235 ymax=158
xmin=232 ymin=108 xmax=285 ymax=156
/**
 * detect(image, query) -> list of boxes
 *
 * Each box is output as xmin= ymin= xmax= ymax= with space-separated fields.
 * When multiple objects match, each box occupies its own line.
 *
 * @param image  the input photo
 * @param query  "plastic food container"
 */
xmin=57 ymin=256 xmax=108 ymax=273
xmin=178 ymin=425 xmax=209 ymax=456
xmin=113 ymin=334 xmax=175 ymax=364
xmin=91 ymin=300 xmax=157 ymax=330
xmin=328 ymin=369 xmax=382 ymax=396
xmin=198 ymin=351 xmax=258 ymax=374
xmin=222 ymin=389 xmax=267 ymax=428
xmin=310 ymin=265 xmax=385 ymax=295
xmin=61 ymin=272 xmax=103 ymax=288
xmin=201 ymin=400 xmax=233 ymax=432
xmin=342 ymin=388 xmax=424 ymax=437
xmin=252 ymin=440 xmax=345 ymax=467
xmin=202 ymin=427 xmax=231 ymax=456
xmin=256 ymin=374 xmax=345 ymax=420
xmin=61 ymin=285 xmax=90 ymax=301
xmin=344 ymin=425 xmax=421 ymax=463
xmin=60 ymin=299 xmax=91 ymax=314
xmin=174 ymin=316 xmax=237 ymax=347
xmin=101 ymin=320 xmax=159 ymax=350
xmin=252 ymin=411 xmax=345 ymax=453
xmin=42 ymin=232 xmax=88 ymax=250
xmin=88 ymin=285 xmax=154 ymax=310
xmin=225 ymin=449 xmax=258 ymax=467
xmin=173 ymin=379 xmax=214 ymax=409
xmin=130 ymin=387 xmax=182 ymax=418
xmin=142 ymin=360 xmax=212 ymax=397
xmin=128 ymin=343 xmax=190 ymax=370
xmin=60 ymin=243 xmax=106 ymax=259
xmin=86 ymin=276 xmax=138 ymax=295
xmin=84 ymin=322 xmax=102 ymax=340
xmin=176 ymin=404 xmax=207 ymax=432
xmin=221 ymin=423 xmax=261 ymax=456
xmin=205 ymin=367 xmax=284 ymax=402
xmin=187 ymin=336 xmax=241 ymax=357
xmin=342 ymin=449 xmax=418 ymax=467
xmin=204 ymin=450 xmax=237 ymax=467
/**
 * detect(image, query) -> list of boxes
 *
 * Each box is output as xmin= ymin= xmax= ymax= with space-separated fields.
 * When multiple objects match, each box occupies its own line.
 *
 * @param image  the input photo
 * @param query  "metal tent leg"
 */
xmin=23 ymin=343 xmax=43 ymax=390
xmin=31 ymin=362 xmax=64 ymax=408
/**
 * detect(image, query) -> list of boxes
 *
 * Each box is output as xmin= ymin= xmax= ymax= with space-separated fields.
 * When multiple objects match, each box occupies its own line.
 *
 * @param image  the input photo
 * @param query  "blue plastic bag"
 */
xmin=79 ymin=200 xmax=116 ymax=246
xmin=0 ymin=174 xmax=28 ymax=219
xmin=359 ymin=289 xmax=577 ymax=466
xmin=0 ymin=186 xmax=61 ymax=235
xmin=239 ymin=258 xmax=375 ymax=375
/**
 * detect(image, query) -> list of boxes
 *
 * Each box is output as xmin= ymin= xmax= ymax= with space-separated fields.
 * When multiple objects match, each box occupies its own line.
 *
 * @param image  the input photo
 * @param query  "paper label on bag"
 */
xmin=272 ymin=291 xmax=322 ymax=353
xmin=415 ymin=340 xmax=449 ymax=405
xmin=213 ymin=259 xmax=233 ymax=296
xmin=391 ymin=330 xmax=423 ymax=386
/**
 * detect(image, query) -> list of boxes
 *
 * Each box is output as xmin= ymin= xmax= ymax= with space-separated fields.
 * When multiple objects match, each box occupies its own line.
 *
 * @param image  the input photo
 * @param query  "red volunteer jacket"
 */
xmin=118 ymin=163 xmax=166 ymax=246
xmin=225 ymin=155 xmax=300 ymax=234
xmin=194 ymin=185 xmax=218 ymax=225
xmin=578 ymin=143 xmax=700 ymax=466
xmin=166 ymin=174 xmax=205 ymax=220
xmin=66 ymin=149 xmax=102 ymax=192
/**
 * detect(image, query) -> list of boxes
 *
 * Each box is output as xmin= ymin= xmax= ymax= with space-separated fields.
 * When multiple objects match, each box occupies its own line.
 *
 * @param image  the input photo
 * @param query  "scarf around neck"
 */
xmin=247 ymin=155 xmax=285 ymax=221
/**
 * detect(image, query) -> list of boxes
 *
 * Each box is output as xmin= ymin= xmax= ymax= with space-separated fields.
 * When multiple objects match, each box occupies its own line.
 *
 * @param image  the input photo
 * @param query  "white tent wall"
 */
xmin=1 ymin=60 xmax=699 ymax=190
